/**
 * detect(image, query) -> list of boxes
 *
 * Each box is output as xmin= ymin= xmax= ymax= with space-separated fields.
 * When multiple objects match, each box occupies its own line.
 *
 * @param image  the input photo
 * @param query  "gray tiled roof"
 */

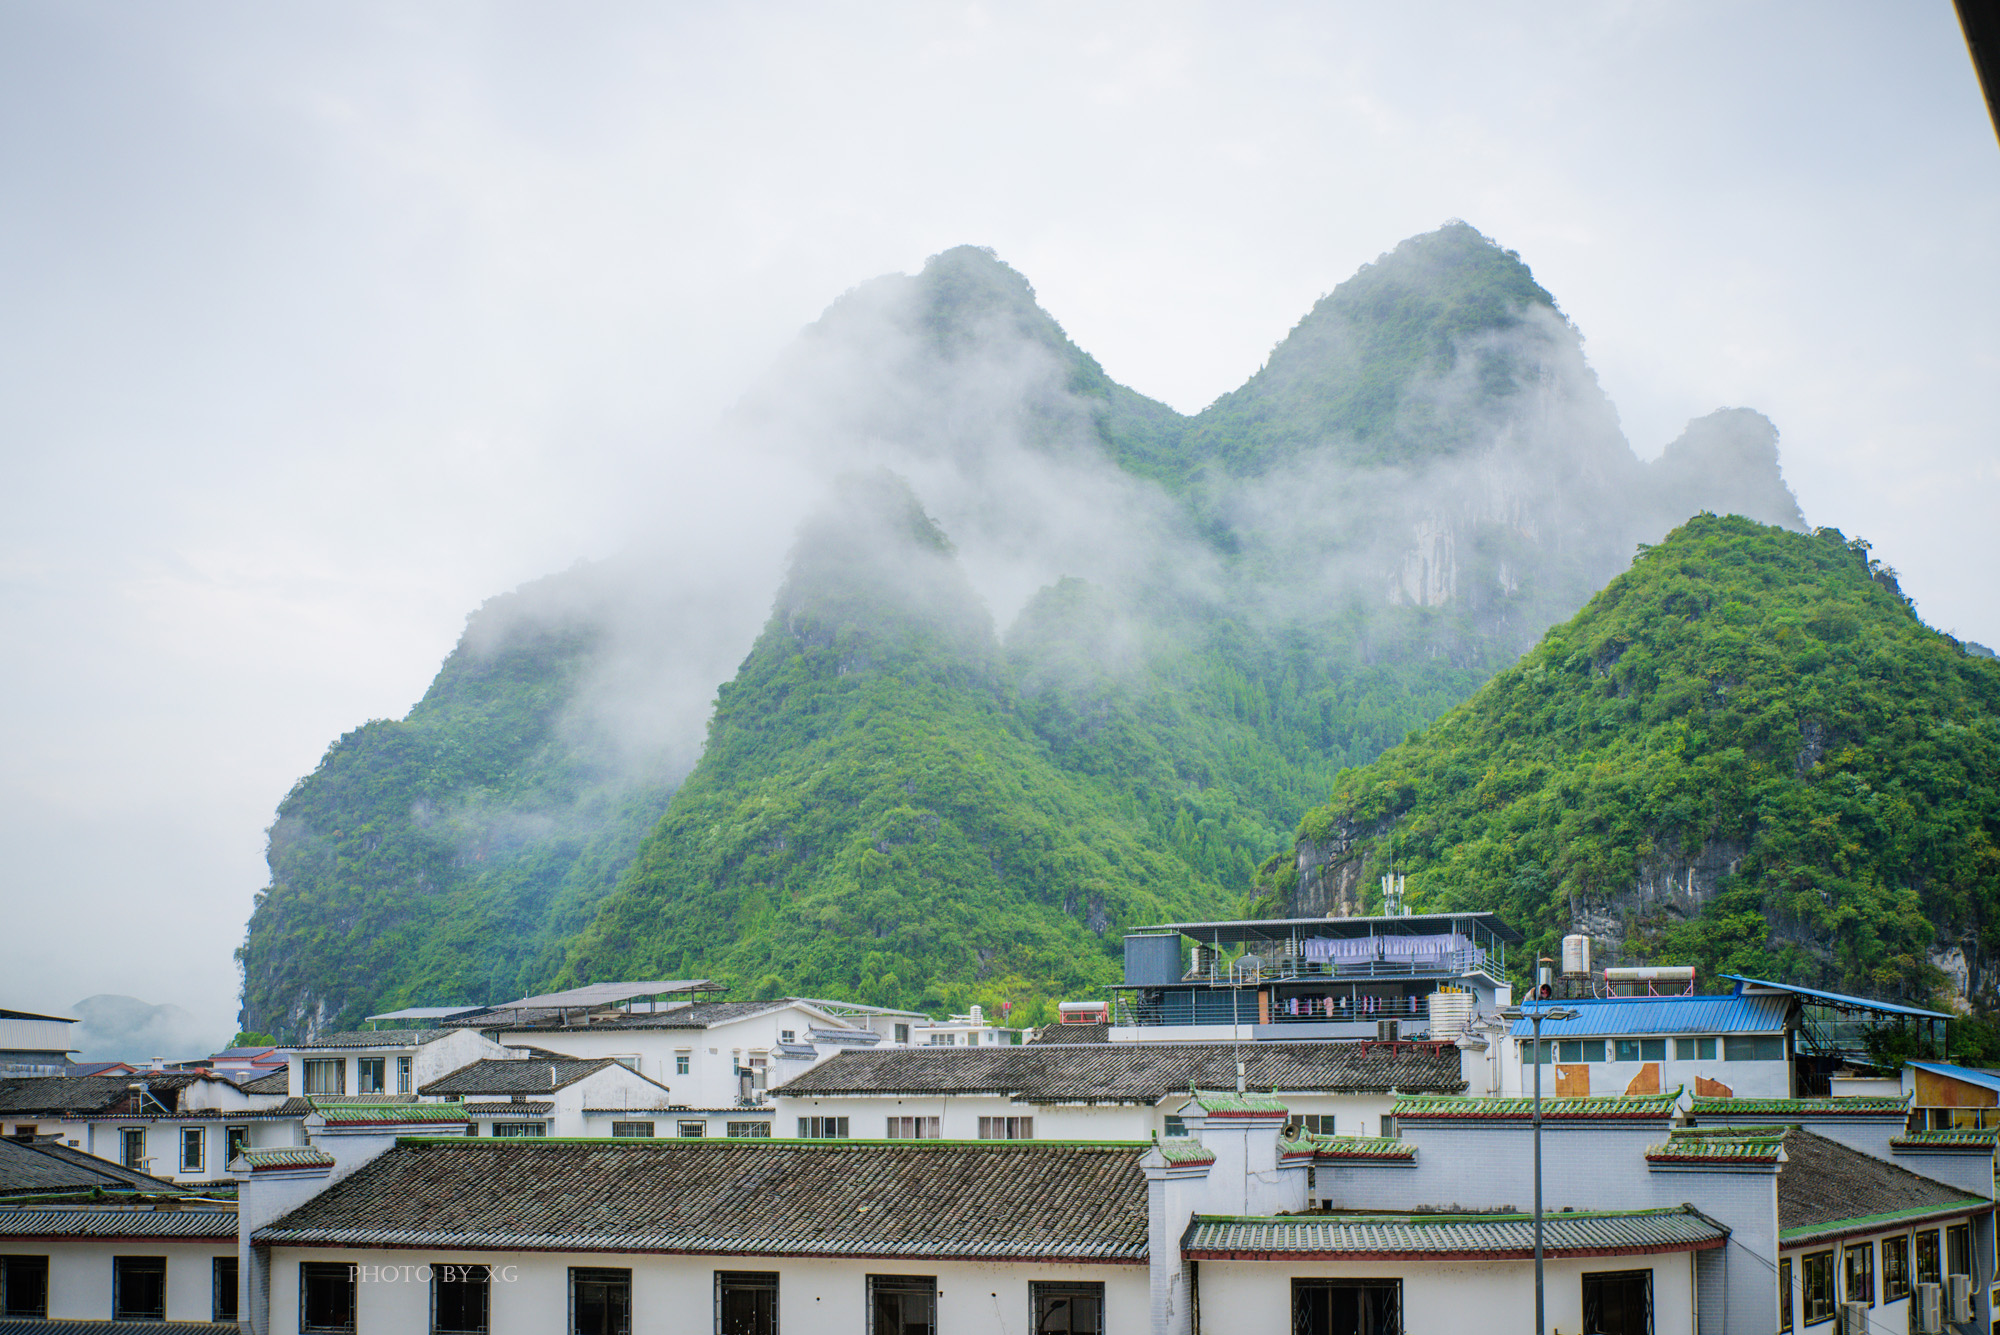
xmin=0 ymin=1207 xmax=238 ymax=1239
xmin=0 ymin=1074 xmax=200 ymax=1117
xmin=0 ymin=1140 xmax=181 ymax=1196
xmin=235 ymin=1147 xmax=335 ymax=1173
xmin=294 ymin=1030 xmax=451 ymax=1050
xmin=463 ymin=1102 xmax=555 ymax=1117
xmin=1183 ymin=1207 xmax=1729 ymax=1259
xmin=239 ymin=1070 xmax=290 ymax=1096
xmin=488 ymin=1001 xmax=815 ymax=1033
xmin=1025 ymin=1023 xmax=1109 ymax=1045
xmin=772 ymin=1041 xmax=1464 ymax=1104
xmin=1777 ymin=1128 xmax=1988 ymax=1244
xmin=256 ymin=1139 xmax=1148 ymax=1261
xmin=420 ymin=1058 xmax=621 ymax=1096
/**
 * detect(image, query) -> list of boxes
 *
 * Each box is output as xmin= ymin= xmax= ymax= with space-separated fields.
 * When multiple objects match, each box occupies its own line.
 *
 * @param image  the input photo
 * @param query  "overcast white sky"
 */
xmin=2 ymin=2 xmax=1995 ymax=1050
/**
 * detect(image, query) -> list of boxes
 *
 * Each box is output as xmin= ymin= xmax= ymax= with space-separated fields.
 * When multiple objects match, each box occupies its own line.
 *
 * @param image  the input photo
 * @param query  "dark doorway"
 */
xmin=1292 ymin=1279 xmax=1401 ymax=1335
xmin=716 ymin=1270 xmax=778 ymax=1335
xmin=1582 ymin=1269 xmax=1654 ymax=1335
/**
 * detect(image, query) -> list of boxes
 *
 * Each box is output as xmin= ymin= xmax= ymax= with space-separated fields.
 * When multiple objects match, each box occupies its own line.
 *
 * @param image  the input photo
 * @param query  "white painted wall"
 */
xmin=290 ymin=1030 xmax=512 ymax=1098
xmin=1499 ymin=1037 xmax=1791 ymax=1099
xmin=263 ymin=1246 xmax=1147 ymax=1335
xmin=0 ymin=1237 xmax=236 ymax=1323
xmin=70 ymin=1116 xmax=304 ymax=1184
xmin=769 ymin=1091 xmax=1402 ymax=1142
xmin=1197 ymin=1253 xmax=1697 ymax=1335
xmin=497 ymin=1003 xmax=850 ymax=1107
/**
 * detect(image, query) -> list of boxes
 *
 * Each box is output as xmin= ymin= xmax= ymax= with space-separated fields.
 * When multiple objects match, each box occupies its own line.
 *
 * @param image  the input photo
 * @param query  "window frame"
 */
xmin=1842 ymin=1240 xmax=1874 ymax=1307
xmin=225 ymin=1124 xmax=250 ymax=1166
xmin=112 ymin=1255 xmax=167 ymax=1322
xmin=678 ymin=1120 xmax=707 ymax=1138
xmin=491 ymin=1121 xmax=547 ymax=1138
xmin=180 ymin=1125 xmax=204 ymax=1173
xmin=300 ymin=1261 xmax=356 ymax=1335
xmin=610 ymin=1121 xmax=655 ymax=1138
xmin=885 ymin=1116 xmax=940 ymax=1139
xmin=120 ymin=1126 xmax=146 ymax=1169
xmin=893 ymin=1024 xmax=910 ymax=1044
xmin=675 ymin=1053 xmax=691 ymax=1076
xmin=1724 ymin=1034 xmax=1785 ymax=1062
xmin=356 ymin=1056 xmax=387 ymax=1094
xmin=867 ymin=1274 xmax=936 ymax=1335
xmin=977 ymin=1115 xmax=1034 ymax=1140
xmin=1580 ymin=1268 xmax=1653 ymax=1335
xmin=397 ymin=1055 xmax=414 ymax=1095
xmin=303 ymin=1058 xmax=346 ymax=1096
xmin=1 ymin=1254 xmax=50 ymax=1319
xmin=715 ymin=1270 xmax=778 ymax=1335
xmin=431 ymin=1262 xmax=491 ymax=1335
xmin=569 ymin=1266 xmax=631 ymax=1335
xmin=796 ymin=1116 xmax=849 ymax=1139
xmin=213 ymin=1256 xmax=239 ymax=1324
xmin=726 ymin=1121 xmax=772 ymax=1138
xmin=1801 ymin=1249 xmax=1836 ymax=1325
xmin=1778 ymin=1255 xmax=1792 ymax=1332
xmin=1915 ymin=1227 xmax=1942 ymax=1286
xmin=1946 ymin=1221 xmax=1971 ymax=1277
xmin=1672 ymin=1036 xmax=1718 ymax=1061
xmin=1881 ymin=1233 xmax=1910 ymax=1300
xmin=1031 ymin=1279 xmax=1106 ymax=1335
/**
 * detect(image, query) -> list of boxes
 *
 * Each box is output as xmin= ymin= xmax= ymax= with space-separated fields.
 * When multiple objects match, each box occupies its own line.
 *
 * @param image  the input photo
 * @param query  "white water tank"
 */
xmin=1561 ymin=935 xmax=1591 ymax=977
xmin=1426 ymin=991 xmax=1475 ymax=1042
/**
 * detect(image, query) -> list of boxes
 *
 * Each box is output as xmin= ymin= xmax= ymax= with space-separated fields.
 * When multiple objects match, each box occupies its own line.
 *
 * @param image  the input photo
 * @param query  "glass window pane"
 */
xmin=301 ymin=1262 xmax=356 ymax=1333
xmin=571 ymin=1268 xmax=630 ymax=1335
xmin=1640 ymin=1038 xmax=1665 ymax=1061
xmin=213 ymin=1257 xmax=239 ymax=1323
xmin=716 ymin=1272 xmax=776 ymax=1335
xmin=2 ymin=1256 xmax=50 ymax=1319
xmin=114 ymin=1257 xmax=167 ymax=1321
xmin=434 ymin=1263 xmax=489 ymax=1334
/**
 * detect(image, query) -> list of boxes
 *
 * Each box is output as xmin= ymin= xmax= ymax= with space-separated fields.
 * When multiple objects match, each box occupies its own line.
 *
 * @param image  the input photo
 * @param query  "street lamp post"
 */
xmin=1502 ymin=1002 xmax=1579 ymax=1335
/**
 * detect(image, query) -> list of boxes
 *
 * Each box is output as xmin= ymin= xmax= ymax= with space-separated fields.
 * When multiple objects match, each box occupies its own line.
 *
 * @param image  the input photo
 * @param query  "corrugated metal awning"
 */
xmin=1508 ymin=993 xmax=1788 ymax=1039
xmin=1183 ymin=1207 xmax=1728 ymax=1259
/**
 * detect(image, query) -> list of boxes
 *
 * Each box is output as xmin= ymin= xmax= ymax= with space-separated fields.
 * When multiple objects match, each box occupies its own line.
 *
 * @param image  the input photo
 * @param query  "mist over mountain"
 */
xmin=238 ymin=223 xmax=1808 ymax=1036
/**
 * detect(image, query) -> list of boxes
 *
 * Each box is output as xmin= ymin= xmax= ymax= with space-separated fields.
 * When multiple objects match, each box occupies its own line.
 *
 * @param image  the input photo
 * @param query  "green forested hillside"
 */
xmin=238 ymin=223 xmax=1813 ymax=1037
xmin=1262 ymin=516 xmax=2000 ymax=1004
xmin=558 ymin=476 xmax=1215 ymax=1013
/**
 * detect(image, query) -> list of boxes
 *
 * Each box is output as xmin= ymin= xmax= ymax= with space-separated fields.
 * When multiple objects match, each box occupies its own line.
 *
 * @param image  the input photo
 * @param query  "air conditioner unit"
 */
xmin=1911 ymin=1281 xmax=1944 ymax=1334
xmin=1836 ymin=1301 xmax=1870 ymax=1335
xmin=1947 ymin=1272 xmax=1974 ymax=1322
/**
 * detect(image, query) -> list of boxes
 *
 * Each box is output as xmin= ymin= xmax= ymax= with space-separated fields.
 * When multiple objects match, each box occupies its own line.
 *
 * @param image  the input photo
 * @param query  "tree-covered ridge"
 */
xmin=558 ymin=477 xmax=1218 ymax=1017
xmin=237 ymin=572 xmax=676 ymax=1035
xmin=1184 ymin=221 xmax=1568 ymax=474
xmin=1262 ymin=516 xmax=2000 ymax=1005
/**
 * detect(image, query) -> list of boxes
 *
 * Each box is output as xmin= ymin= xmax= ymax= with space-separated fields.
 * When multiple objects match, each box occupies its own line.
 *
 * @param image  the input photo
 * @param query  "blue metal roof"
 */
xmin=1722 ymin=975 xmax=1953 ymax=1021
xmin=1508 ymin=993 xmax=1788 ymax=1039
xmin=1907 ymin=1061 xmax=2000 ymax=1094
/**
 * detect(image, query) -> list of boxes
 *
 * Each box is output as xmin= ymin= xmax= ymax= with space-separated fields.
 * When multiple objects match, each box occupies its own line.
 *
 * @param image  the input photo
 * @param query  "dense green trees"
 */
xmin=1264 ymin=516 xmax=2000 ymax=1005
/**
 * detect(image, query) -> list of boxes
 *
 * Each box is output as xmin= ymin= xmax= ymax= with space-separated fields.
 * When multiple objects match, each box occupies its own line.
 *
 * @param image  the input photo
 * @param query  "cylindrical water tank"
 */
xmin=1602 ymin=965 xmax=1696 ymax=983
xmin=1426 ymin=991 xmax=1475 ymax=1042
xmin=1562 ymin=934 xmax=1591 ymax=977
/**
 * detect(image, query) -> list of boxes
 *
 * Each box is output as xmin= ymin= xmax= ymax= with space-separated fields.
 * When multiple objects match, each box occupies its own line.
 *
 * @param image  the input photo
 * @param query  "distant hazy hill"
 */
xmin=1265 ymin=515 xmax=2000 ymax=1007
xmin=239 ymin=224 xmax=1804 ymax=1037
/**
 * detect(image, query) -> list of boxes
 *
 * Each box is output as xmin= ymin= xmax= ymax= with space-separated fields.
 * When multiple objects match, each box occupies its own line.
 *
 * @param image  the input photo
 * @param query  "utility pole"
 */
xmin=1503 ymin=1001 xmax=1578 ymax=1335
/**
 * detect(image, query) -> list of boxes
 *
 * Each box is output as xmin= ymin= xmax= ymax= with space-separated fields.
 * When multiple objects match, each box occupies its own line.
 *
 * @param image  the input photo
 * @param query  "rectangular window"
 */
xmin=1725 ymin=1034 xmax=1785 ymax=1061
xmin=1291 ymin=1281 xmax=1401 ymax=1335
xmin=797 ymin=1116 xmax=849 ymax=1138
xmin=397 ymin=1055 xmax=413 ymax=1094
xmin=747 ymin=1055 xmax=768 ymax=1090
xmin=225 ymin=1125 xmax=249 ymax=1165
xmin=1917 ymin=1228 xmax=1942 ymax=1286
xmin=114 ymin=1256 xmax=167 ymax=1322
xmin=121 ymin=1126 xmax=146 ymax=1169
xmin=433 ymin=1263 xmax=490 ymax=1335
xmin=1164 ymin=1115 xmax=1189 ymax=1137
xmin=1778 ymin=1256 xmax=1791 ymax=1332
xmin=716 ymin=1271 xmax=777 ymax=1335
xmin=869 ymin=1275 xmax=935 ymax=1335
xmin=978 ymin=1116 xmax=1034 ymax=1140
xmin=1881 ymin=1233 xmax=1910 ymax=1300
xmin=612 ymin=1056 xmax=640 ymax=1072
xmin=179 ymin=1126 xmax=204 ymax=1173
xmin=301 ymin=1262 xmax=355 ymax=1334
xmin=676 ymin=1054 xmax=691 ymax=1076
xmin=678 ymin=1120 xmax=707 ymax=1138
xmin=1948 ymin=1222 xmax=1972 ymax=1277
xmin=1615 ymin=1039 xmax=1641 ymax=1063
xmin=611 ymin=1121 xmax=655 ymax=1138
xmin=1843 ymin=1241 xmax=1874 ymax=1306
xmin=885 ymin=1116 xmax=940 ymax=1139
xmin=1556 ymin=1039 xmax=1605 ymax=1063
xmin=1 ymin=1255 xmax=49 ymax=1319
xmin=1033 ymin=1281 xmax=1106 ymax=1335
xmin=304 ymin=1058 xmax=346 ymax=1095
xmin=727 ymin=1121 xmax=771 ymax=1138
xmin=893 ymin=1024 xmax=910 ymax=1044
xmin=357 ymin=1056 xmax=386 ymax=1094
xmin=214 ymin=1257 xmax=239 ymax=1323
xmin=1673 ymin=1036 xmax=1718 ymax=1061
xmin=492 ymin=1121 xmax=546 ymax=1137
xmin=1581 ymin=1269 xmax=1652 ymax=1335
xmin=1801 ymin=1249 xmax=1835 ymax=1325
xmin=571 ymin=1267 xmax=630 ymax=1335
xmin=928 ymin=1034 xmax=955 ymax=1046
xmin=1611 ymin=1039 xmax=1668 ymax=1063
xmin=779 ymin=1030 xmax=796 ymax=1044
